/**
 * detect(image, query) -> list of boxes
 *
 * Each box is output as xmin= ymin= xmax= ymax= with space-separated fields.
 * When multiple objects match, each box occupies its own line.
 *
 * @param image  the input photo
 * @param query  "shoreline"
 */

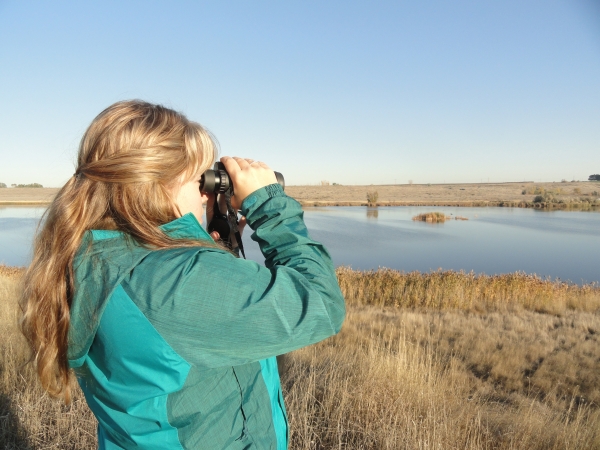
xmin=297 ymin=200 xmax=599 ymax=209
xmin=1 ymin=200 xmax=598 ymax=209
xmin=1 ymin=181 xmax=598 ymax=209
xmin=0 ymin=201 xmax=54 ymax=206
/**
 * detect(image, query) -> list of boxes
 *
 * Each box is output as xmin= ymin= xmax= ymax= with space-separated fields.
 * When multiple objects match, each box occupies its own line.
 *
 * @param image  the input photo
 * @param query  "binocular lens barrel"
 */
xmin=199 ymin=162 xmax=285 ymax=193
xmin=200 ymin=168 xmax=230 ymax=194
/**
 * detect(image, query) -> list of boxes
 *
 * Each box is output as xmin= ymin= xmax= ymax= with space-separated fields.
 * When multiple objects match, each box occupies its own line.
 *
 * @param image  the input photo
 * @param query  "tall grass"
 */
xmin=2 ymin=265 xmax=600 ymax=449
xmin=283 ymin=306 xmax=600 ymax=449
xmin=0 ymin=266 xmax=97 ymax=448
xmin=337 ymin=267 xmax=600 ymax=315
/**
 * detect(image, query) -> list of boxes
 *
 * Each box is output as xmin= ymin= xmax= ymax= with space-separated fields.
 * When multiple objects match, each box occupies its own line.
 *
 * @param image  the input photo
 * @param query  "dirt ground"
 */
xmin=0 ymin=181 xmax=597 ymax=206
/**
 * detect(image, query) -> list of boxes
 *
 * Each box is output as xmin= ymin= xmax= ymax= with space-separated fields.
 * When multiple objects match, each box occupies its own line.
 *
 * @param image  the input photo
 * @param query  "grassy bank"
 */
xmin=3 ymin=182 xmax=599 ymax=209
xmin=2 ymin=266 xmax=599 ymax=449
xmin=297 ymin=200 xmax=600 ymax=210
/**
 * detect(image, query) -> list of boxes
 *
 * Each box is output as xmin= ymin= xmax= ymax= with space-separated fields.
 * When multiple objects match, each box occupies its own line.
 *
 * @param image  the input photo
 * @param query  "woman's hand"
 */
xmin=220 ymin=156 xmax=278 ymax=211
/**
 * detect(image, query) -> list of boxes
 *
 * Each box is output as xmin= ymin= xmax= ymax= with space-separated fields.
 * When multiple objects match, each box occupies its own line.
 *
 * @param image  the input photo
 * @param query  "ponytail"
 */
xmin=20 ymin=176 xmax=109 ymax=401
xmin=20 ymin=100 xmax=216 ymax=401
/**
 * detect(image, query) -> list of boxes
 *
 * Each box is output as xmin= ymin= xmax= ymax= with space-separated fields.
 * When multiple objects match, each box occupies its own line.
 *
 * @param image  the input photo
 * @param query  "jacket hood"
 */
xmin=67 ymin=213 xmax=212 ymax=367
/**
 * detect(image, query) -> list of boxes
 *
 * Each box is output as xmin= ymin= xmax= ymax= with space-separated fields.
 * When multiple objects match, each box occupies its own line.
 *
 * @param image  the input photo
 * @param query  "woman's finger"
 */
xmin=232 ymin=157 xmax=251 ymax=169
xmin=220 ymin=156 xmax=243 ymax=177
xmin=238 ymin=216 xmax=247 ymax=234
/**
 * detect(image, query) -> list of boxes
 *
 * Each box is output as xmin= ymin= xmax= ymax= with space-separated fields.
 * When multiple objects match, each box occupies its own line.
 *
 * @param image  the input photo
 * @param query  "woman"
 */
xmin=20 ymin=100 xmax=345 ymax=449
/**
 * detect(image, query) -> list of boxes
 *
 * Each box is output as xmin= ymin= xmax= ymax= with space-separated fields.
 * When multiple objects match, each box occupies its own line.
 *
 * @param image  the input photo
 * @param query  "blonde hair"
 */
xmin=20 ymin=100 xmax=217 ymax=401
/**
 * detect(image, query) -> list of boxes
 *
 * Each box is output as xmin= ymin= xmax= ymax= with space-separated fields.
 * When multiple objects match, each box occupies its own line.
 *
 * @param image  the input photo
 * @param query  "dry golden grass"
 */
xmin=0 ymin=267 xmax=97 ymax=449
xmin=282 ymin=306 xmax=600 ymax=449
xmin=0 ymin=265 xmax=26 ymax=279
xmin=337 ymin=267 xmax=600 ymax=315
xmin=2 ymin=266 xmax=600 ymax=449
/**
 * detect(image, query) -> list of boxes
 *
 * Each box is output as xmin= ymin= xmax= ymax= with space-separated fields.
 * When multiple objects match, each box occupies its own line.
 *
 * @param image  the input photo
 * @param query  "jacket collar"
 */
xmin=89 ymin=213 xmax=213 ymax=242
xmin=160 ymin=212 xmax=213 ymax=241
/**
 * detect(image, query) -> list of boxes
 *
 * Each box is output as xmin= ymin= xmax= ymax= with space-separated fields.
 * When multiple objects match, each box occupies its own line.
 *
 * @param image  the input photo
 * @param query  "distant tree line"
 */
xmin=1 ymin=183 xmax=44 ymax=188
xmin=17 ymin=183 xmax=43 ymax=188
xmin=589 ymin=174 xmax=600 ymax=181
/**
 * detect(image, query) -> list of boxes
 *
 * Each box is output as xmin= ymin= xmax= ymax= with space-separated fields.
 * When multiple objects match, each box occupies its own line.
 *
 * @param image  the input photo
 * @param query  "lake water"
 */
xmin=0 ymin=206 xmax=48 ymax=267
xmin=1 ymin=205 xmax=599 ymax=284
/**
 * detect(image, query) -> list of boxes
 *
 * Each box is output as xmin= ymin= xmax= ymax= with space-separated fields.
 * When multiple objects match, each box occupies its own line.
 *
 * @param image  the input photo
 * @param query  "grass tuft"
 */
xmin=366 ymin=190 xmax=378 ymax=206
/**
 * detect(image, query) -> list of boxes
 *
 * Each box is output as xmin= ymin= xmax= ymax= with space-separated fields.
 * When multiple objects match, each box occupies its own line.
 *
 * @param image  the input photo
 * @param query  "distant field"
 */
xmin=287 ymin=181 xmax=599 ymax=207
xmin=0 ymin=188 xmax=59 ymax=205
xmin=0 ymin=181 xmax=598 ymax=206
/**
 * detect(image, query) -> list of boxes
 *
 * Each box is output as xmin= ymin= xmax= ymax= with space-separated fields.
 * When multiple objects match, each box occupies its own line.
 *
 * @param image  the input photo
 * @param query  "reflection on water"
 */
xmin=280 ymin=206 xmax=598 ymax=285
xmin=366 ymin=208 xmax=378 ymax=219
xmin=2 ymin=205 xmax=599 ymax=284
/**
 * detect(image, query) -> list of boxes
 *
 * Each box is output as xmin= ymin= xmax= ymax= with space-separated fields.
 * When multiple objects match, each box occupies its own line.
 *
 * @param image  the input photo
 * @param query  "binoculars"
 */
xmin=200 ymin=162 xmax=285 ymax=194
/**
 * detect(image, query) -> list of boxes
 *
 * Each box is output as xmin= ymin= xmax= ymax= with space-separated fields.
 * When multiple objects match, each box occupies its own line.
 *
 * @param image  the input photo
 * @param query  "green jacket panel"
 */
xmin=68 ymin=232 xmax=153 ymax=367
xmin=76 ymin=284 xmax=188 ymax=449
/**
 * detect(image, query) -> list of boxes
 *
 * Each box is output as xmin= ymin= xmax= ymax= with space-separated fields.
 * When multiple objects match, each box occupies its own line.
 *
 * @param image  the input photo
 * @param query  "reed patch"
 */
xmin=412 ymin=211 xmax=450 ymax=223
xmin=336 ymin=267 xmax=600 ymax=315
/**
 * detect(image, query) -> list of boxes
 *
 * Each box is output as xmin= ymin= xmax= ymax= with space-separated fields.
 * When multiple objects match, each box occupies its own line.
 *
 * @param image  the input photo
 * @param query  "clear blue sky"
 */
xmin=1 ymin=0 xmax=599 ymax=187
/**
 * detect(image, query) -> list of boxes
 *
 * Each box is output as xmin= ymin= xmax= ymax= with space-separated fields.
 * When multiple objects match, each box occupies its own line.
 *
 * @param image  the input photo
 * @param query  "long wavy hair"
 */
xmin=20 ymin=100 xmax=217 ymax=402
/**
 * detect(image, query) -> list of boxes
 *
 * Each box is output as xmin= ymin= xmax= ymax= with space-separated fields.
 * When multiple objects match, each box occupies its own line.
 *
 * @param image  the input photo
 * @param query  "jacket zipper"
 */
xmin=232 ymin=368 xmax=248 ymax=441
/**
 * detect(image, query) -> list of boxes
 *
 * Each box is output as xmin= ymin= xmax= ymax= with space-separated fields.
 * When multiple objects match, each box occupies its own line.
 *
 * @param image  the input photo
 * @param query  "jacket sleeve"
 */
xmin=122 ymin=184 xmax=346 ymax=369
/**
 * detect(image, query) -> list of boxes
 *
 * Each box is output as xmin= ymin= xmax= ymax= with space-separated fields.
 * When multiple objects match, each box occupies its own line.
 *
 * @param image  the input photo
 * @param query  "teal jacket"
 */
xmin=67 ymin=184 xmax=345 ymax=449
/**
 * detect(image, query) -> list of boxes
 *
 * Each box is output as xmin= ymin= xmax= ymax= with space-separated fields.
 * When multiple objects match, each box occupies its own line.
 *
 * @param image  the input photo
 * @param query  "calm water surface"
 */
xmin=1 ymin=205 xmax=599 ymax=284
xmin=0 ymin=206 xmax=47 ymax=266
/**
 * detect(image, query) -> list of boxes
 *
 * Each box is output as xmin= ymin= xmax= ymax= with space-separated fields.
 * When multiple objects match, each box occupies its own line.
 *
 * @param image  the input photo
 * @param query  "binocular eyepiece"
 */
xmin=200 ymin=162 xmax=285 ymax=194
